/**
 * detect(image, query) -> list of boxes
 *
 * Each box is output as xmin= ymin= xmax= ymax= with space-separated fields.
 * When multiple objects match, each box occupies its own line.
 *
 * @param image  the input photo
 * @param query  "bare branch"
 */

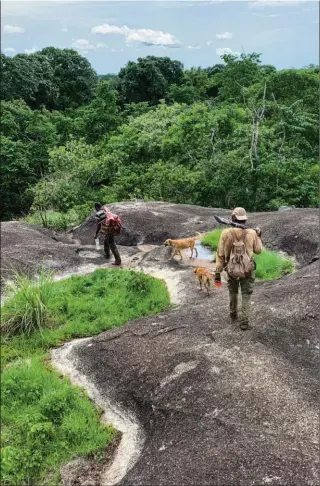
xmin=210 ymin=128 xmax=216 ymax=159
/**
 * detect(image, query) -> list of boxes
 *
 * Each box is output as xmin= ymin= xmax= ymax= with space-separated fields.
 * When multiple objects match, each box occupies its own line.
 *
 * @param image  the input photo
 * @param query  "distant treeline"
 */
xmin=1 ymin=48 xmax=318 ymax=226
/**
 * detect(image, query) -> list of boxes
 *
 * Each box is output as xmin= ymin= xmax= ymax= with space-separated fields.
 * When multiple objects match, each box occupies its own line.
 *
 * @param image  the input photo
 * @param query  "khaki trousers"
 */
xmin=227 ymin=272 xmax=255 ymax=324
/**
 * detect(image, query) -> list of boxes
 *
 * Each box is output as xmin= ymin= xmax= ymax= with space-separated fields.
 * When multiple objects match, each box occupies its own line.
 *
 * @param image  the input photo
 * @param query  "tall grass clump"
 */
xmin=2 ymin=268 xmax=54 ymax=336
xmin=254 ymin=251 xmax=294 ymax=280
xmin=202 ymin=229 xmax=294 ymax=281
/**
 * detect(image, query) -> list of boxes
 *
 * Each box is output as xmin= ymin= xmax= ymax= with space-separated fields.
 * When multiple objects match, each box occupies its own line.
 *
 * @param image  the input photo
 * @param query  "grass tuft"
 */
xmin=2 ymin=268 xmax=55 ymax=336
xmin=201 ymin=229 xmax=294 ymax=280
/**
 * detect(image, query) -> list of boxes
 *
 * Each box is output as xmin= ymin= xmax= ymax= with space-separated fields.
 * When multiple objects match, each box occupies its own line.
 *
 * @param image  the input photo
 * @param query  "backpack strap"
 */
xmin=231 ymin=229 xmax=247 ymax=242
xmin=240 ymin=230 xmax=247 ymax=242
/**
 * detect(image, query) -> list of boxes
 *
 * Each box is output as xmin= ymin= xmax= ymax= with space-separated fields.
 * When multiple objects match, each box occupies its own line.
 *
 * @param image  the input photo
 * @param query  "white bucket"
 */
xmin=94 ymin=238 xmax=100 ymax=250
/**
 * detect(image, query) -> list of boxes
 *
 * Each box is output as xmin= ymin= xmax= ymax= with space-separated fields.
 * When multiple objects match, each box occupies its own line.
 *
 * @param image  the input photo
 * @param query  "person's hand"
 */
xmin=214 ymin=272 xmax=222 ymax=287
xmin=255 ymin=227 xmax=262 ymax=238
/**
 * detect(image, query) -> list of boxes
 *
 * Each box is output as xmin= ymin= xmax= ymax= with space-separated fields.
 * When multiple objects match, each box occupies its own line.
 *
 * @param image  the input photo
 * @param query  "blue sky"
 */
xmin=2 ymin=1 xmax=319 ymax=74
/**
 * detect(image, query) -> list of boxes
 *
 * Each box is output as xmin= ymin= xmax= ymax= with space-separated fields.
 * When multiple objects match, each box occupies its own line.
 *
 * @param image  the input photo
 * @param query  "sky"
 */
xmin=1 ymin=1 xmax=319 ymax=74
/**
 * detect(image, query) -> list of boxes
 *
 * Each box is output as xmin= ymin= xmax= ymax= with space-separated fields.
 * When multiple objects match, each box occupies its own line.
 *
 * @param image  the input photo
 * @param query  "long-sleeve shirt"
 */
xmin=215 ymin=228 xmax=262 ymax=273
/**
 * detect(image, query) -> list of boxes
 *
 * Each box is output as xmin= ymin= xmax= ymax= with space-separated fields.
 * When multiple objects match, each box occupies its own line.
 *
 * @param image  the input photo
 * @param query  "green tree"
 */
xmin=71 ymin=81 xmax=119 ymax=143
xmin=216 ymin=52 xmax=263 ymax=102
xmin=38 ymin=47 xmax=98 ymax=110
xmin=118 ymin=56 xmax=184 ymax=105
xmin=0 ymin=53 xmax=57 ymax=109
xmin=1 ymin=100 xmax=58 ymax=219
xmin=268 ymin=68 xmax=319 ymax=112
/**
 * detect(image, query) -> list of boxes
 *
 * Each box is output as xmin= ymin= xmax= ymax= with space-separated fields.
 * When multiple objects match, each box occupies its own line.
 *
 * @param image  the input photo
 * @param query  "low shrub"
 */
xmin=24 ymin=209 xmax=81 ymax=231
xmin=202 ymin=229 xmax=294 ymax=280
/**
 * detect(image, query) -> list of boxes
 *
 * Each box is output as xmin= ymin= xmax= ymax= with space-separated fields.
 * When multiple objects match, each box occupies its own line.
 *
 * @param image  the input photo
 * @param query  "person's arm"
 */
xmin=253 ymin=231 xmax=262 ymax=255
xmin=215 ymin=231 xmax=227 ymax=273
xmin=94 ymin=222 xmax=102 ymax=239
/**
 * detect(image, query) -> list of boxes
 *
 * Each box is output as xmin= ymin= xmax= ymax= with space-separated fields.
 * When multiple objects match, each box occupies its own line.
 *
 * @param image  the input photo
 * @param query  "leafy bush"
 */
xmin=2 ymin=268 xmax=54 ymax=336
xmin=202 ymin=229 xmax=294 ymax=280
xmin=24 ymin=210 xmax=80 ymax=231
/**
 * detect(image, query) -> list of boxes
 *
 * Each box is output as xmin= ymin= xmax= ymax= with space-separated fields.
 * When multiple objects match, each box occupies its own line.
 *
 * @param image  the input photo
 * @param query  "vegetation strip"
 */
xmin=1 ymin=268 xmax=170 ymax=485
xmin=2 ymin=51 xmax=317 ymax=225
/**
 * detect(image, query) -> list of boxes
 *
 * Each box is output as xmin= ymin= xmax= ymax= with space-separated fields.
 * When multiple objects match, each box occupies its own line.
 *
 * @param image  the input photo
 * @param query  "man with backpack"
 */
xmin=214 ymin=207 xmax=262 ymax=330
xmin=94 ymin=203 xmax=122 ymax=266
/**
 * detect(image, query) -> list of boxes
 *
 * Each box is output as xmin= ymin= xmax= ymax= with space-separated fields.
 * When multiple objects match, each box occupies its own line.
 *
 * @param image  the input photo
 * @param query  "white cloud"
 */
xmin=71 ymin=39 xmax=110 ymax=52
xmin=216 ymin=47 xmax=240 ymax=57
xmin=92 ymin=23 xmax=181 ymax=47
xmin=187 ymin=44 xmax=201 ymax=49
xmin=3 ymin=25 xmax=25 ymax=34
xmin=206 ymin=40 xmax=213 ymax=46
xmin=3 ymin=47 xmax=16 ymax=54
xmin=216 ymin=32 xmax=233 ymax=39
xmin=25 ymin=46 xmax=38 ymax=54
xmin=62 ymin=27 xmax=68 ymax=32
xmin=72 ymin=38 xmax=95 ymax=51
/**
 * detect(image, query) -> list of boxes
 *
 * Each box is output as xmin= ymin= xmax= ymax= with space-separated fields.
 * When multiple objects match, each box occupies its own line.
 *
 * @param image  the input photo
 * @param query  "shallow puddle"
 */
xmin=185 ymin=242 xmax=214 ymax=261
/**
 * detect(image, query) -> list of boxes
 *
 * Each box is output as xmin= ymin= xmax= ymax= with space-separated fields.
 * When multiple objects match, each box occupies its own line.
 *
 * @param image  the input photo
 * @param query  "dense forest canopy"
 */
xmin=1 ymin=47 xmax=318 ymax=226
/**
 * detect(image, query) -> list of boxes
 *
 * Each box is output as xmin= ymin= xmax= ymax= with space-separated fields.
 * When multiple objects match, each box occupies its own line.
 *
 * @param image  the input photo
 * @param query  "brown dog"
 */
xmin=194 ymin=267 xmax=214 ymax=295
xmin=164 ymin=233 xmax=201 ymax=260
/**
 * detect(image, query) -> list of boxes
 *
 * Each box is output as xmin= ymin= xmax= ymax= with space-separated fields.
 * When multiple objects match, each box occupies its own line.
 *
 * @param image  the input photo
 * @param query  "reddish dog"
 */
xmin=194 ymin=267 xmax=214 ymax=295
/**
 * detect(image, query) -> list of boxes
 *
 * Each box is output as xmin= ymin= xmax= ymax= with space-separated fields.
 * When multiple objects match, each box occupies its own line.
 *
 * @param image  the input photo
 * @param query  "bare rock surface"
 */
xmin=0 ymin=221 xmax=140 ymax=287
xmin=73 ymin=202 xmax=318 ymax=264
xmin=69 ymin=203 xmax=319 ymax=485
xmin=2 ymin=203 xmax=319 ymax=485
xmin=71 ymin=258 xmax=319 ymax=486
xmin=1 ymin=222 xmax=80 ymax=285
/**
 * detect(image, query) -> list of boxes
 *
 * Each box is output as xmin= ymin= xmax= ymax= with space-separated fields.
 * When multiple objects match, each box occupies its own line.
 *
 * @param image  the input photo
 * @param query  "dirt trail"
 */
xmin=52 ymin=339 xmax=145 ymax=486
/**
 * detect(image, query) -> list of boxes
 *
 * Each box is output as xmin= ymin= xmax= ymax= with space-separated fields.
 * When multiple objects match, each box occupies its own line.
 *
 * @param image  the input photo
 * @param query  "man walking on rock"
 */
xmin=214 ymin=207 xmax=262 ymax=330
xmin=94 ymin=203 xmax=122 ymax=266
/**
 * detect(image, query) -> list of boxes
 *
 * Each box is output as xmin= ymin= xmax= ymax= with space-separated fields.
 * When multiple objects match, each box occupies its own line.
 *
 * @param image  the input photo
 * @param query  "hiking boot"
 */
xmin=112 ymin=260 xmax=122 ymax=266
xmin=230 ymin=311 xmax=237 ymax=320
xmin=240 ymin=321 xmax=250 ymax=330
